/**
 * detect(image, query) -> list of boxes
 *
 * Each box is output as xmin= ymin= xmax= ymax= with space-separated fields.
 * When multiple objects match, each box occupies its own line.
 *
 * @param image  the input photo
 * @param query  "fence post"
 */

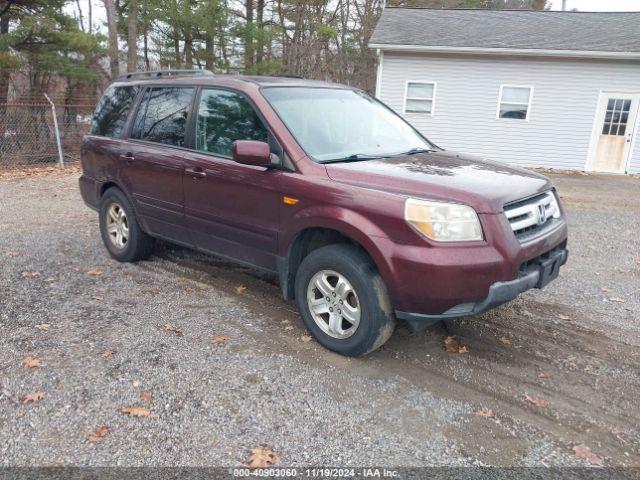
xmin=43 ymin=93 xmax=65 ymax=170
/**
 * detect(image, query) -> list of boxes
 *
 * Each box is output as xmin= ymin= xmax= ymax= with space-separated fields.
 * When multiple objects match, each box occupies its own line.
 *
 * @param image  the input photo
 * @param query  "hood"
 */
xmin=324 ymin=151 xmax=552 ymax=213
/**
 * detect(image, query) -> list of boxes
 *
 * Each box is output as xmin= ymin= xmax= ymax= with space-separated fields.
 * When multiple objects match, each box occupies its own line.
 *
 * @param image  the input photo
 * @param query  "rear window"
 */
xmin=131 ymin=87 xmax=194 ymax=147
xmin=91 ymin=85 xmax=139 ymax=138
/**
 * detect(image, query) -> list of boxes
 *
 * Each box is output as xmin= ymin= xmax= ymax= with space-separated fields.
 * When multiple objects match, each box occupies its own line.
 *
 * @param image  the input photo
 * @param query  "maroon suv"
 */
xmin=80 ymin=70 xmax=568 ymax=356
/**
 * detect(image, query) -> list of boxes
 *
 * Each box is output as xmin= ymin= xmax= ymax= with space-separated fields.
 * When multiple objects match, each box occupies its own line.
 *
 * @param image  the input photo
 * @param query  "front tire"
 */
xmin=294 ymin=244 xmax=396 ymax=357
xmin=99 ymin=187 xmax=154 ymax=262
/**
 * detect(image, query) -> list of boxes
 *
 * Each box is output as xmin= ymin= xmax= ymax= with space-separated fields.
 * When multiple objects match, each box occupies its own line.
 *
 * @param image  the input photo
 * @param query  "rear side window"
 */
xmin=196 ymin=89 xmax=268 ymax=157
xmin=131 ymin=87 xmax=194 ymax=147
xmin=91 ymin=85 xmax=139 ymax=138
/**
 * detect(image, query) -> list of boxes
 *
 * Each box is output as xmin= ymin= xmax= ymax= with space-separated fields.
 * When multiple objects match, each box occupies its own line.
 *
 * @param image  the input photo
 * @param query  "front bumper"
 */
xmin=395 ymin=245 xmax=568 ymax=329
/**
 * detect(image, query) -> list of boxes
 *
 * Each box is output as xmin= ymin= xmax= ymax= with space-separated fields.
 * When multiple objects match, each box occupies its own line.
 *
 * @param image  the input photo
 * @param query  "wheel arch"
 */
xmin=278 ymin=216 xmax=393 ymax=301
xmin=98 ymin=180 xmax=149 ymax=233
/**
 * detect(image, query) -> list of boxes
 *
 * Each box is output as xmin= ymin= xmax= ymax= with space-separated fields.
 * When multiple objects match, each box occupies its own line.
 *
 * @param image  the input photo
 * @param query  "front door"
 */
xmin=182 ymin=87 xmax=282 ymax=271
xmin=589 ymin=93 xmax=639 ymax=173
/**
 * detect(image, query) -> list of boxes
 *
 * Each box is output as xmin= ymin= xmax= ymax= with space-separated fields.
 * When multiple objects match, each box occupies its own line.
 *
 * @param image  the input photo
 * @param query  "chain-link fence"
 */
xmin=0 ymin=95 xmax=95 ymax=170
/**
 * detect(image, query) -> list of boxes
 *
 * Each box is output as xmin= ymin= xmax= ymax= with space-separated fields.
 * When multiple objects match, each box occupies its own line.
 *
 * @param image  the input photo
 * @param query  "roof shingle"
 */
xmin=370 ymin=8 xmax=640 ymax=53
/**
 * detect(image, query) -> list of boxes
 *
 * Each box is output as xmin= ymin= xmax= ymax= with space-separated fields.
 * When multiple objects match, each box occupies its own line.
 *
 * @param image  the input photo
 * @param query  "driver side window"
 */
xmin=196 ymin=89 xmax=268 ymax=157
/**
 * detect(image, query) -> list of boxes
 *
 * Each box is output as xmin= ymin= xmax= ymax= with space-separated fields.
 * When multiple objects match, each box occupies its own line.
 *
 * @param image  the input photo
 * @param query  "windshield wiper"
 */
xmin=320 ymin=153 xmax=384 ymax=164
xmin=400 ymin=147 xmax=436 ymax=155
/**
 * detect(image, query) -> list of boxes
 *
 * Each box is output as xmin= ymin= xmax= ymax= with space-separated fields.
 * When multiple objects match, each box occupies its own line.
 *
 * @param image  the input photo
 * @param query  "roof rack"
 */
xmin=116 ymin=69 xmax=214 ymax=81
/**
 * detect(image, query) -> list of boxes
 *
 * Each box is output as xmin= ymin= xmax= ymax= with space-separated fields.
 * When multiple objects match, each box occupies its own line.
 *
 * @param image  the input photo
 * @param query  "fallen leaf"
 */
xmin=93 ymin=295 xmax=104 ymax=301
xmin=523 ymin=394 xmax=548 ymax=408
xmin=119 ymin=406 xmax=150 ymax=417
xmin=246 ymin=446 xmax=280 ymax=469
xmin=89 ymin=425 xmax=109 ymax=443
xmin=609 ymin=297 xmax=625 ymax=303
xmin=140 ymin=390 xmax=152 ymax=404
xmin=5 ymin=251 xmax=22 ymax=257
xmin=21 ymin=392 xmax=45 ymax=404
xmin=301 ymin=335 xmax=312 ymax=343
xmin=44 ymin=277 xmax=56 ymax=282
xmin=35 ymin=323 xmax=50 ymax=331
xmin=235 ymin=284 xmax=247 ymax=294
xmin=210 ymin=335 xmax=230 ymax=345
xmin=284 ymin=325 xmax=294 ymax=331
xmin=475 ymin=407 xmax=494 ymax=418
xmin=163 ymin=324 xmax=183 ymax=334
xmin=22 ymin=356 xmax=41 ymax=368
xmin=144 ymin=289 xmax=160 ymax=296
xmin=537 ymin=371 xmax=552 ymax=379
xmin=558 ymin=314 xmax=570 ymax=320
xmin=101 ymin=348 xmax=115 ymax=358
xmin=498 ymin=337 xmax=512 ymax=345
xmin=573 ymin=443 xmax=604 ymax=466
xmin=21 ymin=271 xmax=40 ymax=278
xmin=601 ymin=287 xmax=611 ymax=292
xmin=444 ymin=335 xmax=469 ymax=353
xmin=86 ymin=268 xmax=103 ymax=276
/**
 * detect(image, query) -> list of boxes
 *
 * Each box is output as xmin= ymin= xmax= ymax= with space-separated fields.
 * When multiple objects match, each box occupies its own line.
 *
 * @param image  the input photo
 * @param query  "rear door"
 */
xmin=122 ymin=86 xmax=195 ymax=243
xmin=182 ymin=87 xmax=282 ymax=270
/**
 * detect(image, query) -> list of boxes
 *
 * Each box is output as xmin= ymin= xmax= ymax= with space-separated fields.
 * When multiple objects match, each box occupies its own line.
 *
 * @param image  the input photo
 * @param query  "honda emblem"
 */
xmin=537 ymin=204 xmax=547 ymax=225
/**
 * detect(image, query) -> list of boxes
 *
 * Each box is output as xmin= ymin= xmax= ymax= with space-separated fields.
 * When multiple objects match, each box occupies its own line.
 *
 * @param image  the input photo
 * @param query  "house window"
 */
xmin=404 ymin=82 xmax=435 ymax=115
xmin=498 ymin=85 xmax=532 ymax=120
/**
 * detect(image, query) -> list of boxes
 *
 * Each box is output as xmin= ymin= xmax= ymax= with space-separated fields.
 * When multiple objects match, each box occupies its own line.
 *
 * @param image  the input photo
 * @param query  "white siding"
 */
xmin=377 ymin=52 xmax=640 ymax=173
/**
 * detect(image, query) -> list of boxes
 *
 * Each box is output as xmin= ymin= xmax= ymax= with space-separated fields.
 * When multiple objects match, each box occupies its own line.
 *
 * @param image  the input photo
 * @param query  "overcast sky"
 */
xmin=549 ymin=0 xmax=639 ymax=10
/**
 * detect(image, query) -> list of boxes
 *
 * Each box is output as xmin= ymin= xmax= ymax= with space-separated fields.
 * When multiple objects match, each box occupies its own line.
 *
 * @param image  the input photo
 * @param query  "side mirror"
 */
xmin=232 ymin=140 xmax=272 ymax=167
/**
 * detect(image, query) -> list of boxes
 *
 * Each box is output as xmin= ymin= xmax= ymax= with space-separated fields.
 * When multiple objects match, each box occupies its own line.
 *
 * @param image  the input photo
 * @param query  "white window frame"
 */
xmin=496 ymin=84 xmax=533 ymax=121
xmin=403 ymin=81 xmax=437 ymax=116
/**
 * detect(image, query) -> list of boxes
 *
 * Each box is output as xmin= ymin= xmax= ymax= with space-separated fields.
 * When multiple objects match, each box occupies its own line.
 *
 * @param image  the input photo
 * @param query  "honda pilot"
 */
xmin=80 ymin=70 xmax=568 ymax=356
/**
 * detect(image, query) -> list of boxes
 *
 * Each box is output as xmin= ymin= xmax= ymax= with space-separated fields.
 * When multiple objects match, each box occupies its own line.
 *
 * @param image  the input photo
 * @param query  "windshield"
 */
xmin=261 ymin=87 xmax=435 ymax=162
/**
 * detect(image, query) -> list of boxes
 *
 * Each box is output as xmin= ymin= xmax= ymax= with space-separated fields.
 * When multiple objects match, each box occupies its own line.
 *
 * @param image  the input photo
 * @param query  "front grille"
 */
xmin=504 ymin=190 xmax=562 ymax=243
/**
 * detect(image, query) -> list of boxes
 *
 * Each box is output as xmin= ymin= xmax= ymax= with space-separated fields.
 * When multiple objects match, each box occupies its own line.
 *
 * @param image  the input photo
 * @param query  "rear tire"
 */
xmin=99 ymin=187 xmax=154 ymax=262
xmin=294 ymin=244 xmax=396 ymax=357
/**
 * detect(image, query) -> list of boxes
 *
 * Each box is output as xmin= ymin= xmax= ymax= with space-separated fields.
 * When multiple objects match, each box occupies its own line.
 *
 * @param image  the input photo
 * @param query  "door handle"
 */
xmin=119 ymin=153 xmax=135 ymax=164
xmin=186 ymin=167 xmax=206 ymax=178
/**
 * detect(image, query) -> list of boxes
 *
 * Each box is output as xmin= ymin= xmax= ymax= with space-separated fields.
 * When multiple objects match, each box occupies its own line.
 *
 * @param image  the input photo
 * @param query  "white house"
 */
xmin=370 ymin=8 xmax=640 ymax=174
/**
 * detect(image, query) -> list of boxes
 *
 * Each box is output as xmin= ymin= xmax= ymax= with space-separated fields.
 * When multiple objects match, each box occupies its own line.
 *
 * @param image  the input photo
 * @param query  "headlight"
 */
xmin=405 ymin=198 xmax=483 ymax=242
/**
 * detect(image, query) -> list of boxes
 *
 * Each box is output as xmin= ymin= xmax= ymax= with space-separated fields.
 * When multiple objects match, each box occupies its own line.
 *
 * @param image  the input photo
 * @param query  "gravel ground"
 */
xmin=0 ymin=170 xmax=639 ymax=469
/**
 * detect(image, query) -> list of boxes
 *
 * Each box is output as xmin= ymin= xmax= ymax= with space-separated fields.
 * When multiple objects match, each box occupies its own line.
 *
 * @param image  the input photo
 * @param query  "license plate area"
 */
xmin=535 ymin=252 xmax=563 ymax=289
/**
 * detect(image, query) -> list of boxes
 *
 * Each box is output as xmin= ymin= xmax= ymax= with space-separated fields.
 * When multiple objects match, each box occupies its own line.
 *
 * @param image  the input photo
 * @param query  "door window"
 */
xmin=195 ymin=89 xmax=268 ymax=157
xmin=602 ymin=99 xmax=631 ymax=136
xmin=131 ymin=87 xmax=194 ymax=147
xmin=91 ymin=85 xmax=139 ymax=138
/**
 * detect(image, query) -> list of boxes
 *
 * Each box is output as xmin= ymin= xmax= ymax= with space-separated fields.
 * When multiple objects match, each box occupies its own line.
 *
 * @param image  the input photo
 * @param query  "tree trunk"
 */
xmin=104 ymin=0 xmax=120 ymax=78
xmin=244 ymin=0 xmax=254 ymax=71
xmin=127 ymin=0 xmax=138 ymax=71
xmin=75 ymin=0 xmax=85 ymax=31
xmin=173 ymin=31 xmax=181 ymax=68
xmin=184 ymin=30 xmax=193 ymax=68
xmin=255 ymin=0 xmax=264 ymax=64
xmin=205 ymin=37 xmax=215 ymax=70
xmin=88 ymin=0 xmax=92 ymax=33
xmin=143 ymin=25 xmax=150 ymax=70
